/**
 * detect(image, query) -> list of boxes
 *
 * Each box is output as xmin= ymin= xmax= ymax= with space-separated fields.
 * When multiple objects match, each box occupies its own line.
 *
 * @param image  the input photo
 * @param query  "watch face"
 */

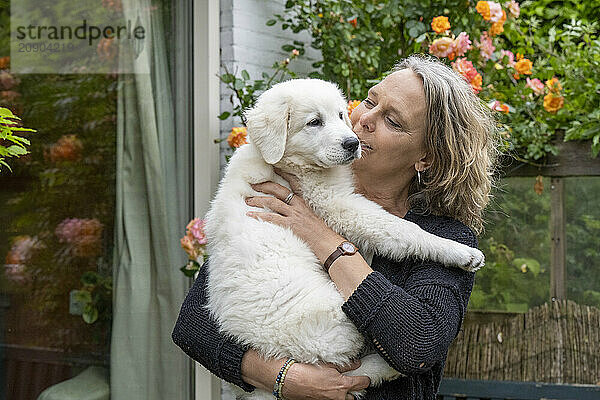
xmin=341 ymin=241 xmax=356 ymax=254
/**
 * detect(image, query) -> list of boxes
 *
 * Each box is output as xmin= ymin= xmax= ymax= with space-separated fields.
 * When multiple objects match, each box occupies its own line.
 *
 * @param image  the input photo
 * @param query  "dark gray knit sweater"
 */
xmin=172 ymin=210 xmax=477 ymax=399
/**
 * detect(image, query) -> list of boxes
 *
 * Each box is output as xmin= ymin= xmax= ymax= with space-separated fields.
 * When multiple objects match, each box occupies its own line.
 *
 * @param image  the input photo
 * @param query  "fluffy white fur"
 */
xmin=204 ymin=79 xmax=483 ymax=399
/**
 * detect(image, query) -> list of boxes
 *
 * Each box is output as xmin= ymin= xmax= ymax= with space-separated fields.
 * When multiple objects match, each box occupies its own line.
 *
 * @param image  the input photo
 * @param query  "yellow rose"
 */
xmin=543 ymin=93 xmax=564 ymax=113
xmin=514 ymin=58 xmax=533 ymax=75
xmin=431 ymin=16 xmax=451 ymax=33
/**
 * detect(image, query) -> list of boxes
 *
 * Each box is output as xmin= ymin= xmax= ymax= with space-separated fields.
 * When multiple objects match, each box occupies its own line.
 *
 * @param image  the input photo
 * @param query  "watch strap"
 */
xmin=323 ymin=248 xmax=344 ymax=273
xmin=323 ymin=241 xmax=357 ymax=273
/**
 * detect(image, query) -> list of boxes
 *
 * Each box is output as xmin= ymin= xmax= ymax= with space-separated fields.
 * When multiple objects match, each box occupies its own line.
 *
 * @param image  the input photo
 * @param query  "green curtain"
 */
xmin=110 ymin=0 xmax=189 ymax=398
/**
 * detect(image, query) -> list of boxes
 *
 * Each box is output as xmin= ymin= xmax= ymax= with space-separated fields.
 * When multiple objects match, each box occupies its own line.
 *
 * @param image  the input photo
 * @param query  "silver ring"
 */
xmin=284 ymin=192 xmax=295 ymax=205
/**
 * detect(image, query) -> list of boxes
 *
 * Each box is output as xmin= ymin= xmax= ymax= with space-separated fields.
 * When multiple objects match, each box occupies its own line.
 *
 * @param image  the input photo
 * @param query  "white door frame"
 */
xmin=193 ymin=0 xmax=222 ymax=399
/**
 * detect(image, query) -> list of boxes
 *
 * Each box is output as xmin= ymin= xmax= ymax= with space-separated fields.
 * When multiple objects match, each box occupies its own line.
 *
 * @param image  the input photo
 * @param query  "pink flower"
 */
xmin=429 ymin=37 xmax=456 ymax=59
xmin=453 ymin=32 xmax=472 ymax=57
xmin=476 ymin=32 xmax=495 ymax=60
xmin=452 ymin=58 xmax=478 ymax=81
xmin=181 ymin=218 xmax=208 ymax=260
xmin=0 ymin=71 xmax=19 ymax=91
xmin=55 ymin=218 xmax=104 ymax=257
xmin=186 ymin=218 xmax=208 ymax=245
xmin=488 ymin=1 xmax=504 ymax=22
xmin=526 ymin=78 xmax=545 ymax=95
xmin=500 ymin=50 xmax=515 ymax=67
xmin=4 ymin=235 xmax=45 ymax=283
xmin=505 ymin=0 xmax=520 ymax=18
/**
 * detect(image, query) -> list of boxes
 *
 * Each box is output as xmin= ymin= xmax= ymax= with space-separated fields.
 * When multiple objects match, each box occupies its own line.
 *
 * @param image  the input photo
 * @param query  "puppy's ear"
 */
xmin=245 ymin=91 xmax=289 ymax=165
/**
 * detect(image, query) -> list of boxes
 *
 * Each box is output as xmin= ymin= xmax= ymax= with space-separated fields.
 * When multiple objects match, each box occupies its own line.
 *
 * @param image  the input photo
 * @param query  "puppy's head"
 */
xmin=245 ymin=79 xmax=360 ymax=167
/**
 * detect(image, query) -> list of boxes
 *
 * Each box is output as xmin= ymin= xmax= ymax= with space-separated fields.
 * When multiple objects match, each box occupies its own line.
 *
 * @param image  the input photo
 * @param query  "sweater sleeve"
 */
xmin=341 ymin=224 xmax=476 ymax=376
xmin=172 ymin=261 xmax=255 ymax=393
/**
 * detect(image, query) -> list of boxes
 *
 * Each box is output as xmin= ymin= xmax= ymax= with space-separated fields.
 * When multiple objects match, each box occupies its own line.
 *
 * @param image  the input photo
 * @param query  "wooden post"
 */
xmin=550 ymin=177 xmax=566 ymax=299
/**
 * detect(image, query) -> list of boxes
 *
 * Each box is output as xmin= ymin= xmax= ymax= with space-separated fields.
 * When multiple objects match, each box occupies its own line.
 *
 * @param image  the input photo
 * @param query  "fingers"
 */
xmin=336 ymin=360 xmax=362 ymax=373
xmin=251 ymin=181 xmax=293 ymax=202
xmin=245 ymin=195 xmax=290 ymax=216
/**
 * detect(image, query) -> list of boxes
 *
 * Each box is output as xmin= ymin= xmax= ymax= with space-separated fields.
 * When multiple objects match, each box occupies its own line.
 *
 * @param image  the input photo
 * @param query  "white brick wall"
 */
xmin=217 ymin=2 xmax=320 ymax=396
xmin=218 ymin=0 xmax=321 ymax=169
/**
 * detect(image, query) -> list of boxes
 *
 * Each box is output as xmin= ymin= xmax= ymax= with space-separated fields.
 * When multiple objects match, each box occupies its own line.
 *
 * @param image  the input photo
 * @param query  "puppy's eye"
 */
xmin=339 ymin=112 xmax=344 ymax=120
xmin=307 ymin=118 xmax=322 ymax=127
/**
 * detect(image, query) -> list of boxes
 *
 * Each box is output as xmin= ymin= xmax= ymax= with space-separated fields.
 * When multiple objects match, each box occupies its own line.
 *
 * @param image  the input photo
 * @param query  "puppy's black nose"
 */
xmin=342 ymin=137 xmax=359 ymax=153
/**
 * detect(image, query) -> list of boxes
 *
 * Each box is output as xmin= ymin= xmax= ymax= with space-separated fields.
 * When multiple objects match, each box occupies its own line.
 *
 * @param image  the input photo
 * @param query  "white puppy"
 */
xmin=205 ymin=79 xmax=482 ymax=399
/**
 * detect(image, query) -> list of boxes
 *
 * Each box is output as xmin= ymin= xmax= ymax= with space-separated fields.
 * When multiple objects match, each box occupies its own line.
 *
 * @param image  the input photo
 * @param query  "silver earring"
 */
xmin=417 ymin=170 xmax=421 ymax=185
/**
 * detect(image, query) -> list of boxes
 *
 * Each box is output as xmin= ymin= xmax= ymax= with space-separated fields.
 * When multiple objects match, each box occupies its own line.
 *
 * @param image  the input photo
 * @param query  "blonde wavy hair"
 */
xmin=396 ymin=55 xmax=501 ymax=235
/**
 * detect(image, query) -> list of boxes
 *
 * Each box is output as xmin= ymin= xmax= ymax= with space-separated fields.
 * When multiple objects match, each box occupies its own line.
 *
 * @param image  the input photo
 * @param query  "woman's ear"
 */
xmin=414 ymin=153 xmax=432 ymax=172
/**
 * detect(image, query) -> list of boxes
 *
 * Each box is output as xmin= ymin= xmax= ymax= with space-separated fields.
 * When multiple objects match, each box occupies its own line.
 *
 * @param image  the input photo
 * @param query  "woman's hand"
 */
xmin=245 ymin=169 xmax=344 ymax=264
xmin=282 ymin=361 xmax=370 ymax=400
xmin=241 ymin=348 xmax=370 ymax=400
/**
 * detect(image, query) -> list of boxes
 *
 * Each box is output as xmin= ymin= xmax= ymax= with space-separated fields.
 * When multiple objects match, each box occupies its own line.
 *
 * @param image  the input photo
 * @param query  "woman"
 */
xmin=172 ymin=55 xmax=499 ymax=399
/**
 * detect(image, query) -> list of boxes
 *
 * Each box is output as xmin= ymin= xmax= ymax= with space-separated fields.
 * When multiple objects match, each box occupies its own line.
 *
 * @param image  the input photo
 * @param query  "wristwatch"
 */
xmin=323 ymin=241 xmax=358 ymax=273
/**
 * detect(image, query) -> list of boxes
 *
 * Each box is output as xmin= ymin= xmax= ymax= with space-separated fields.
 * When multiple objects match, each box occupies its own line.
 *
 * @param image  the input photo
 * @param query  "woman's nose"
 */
xmin=359 ymin=112 xmax=375 ymax=132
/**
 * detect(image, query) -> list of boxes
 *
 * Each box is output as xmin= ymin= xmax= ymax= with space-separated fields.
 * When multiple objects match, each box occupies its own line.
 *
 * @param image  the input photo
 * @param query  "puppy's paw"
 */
xmin=463 ymin=247 xmax=485 ymax=272
xmin=440 ymin=241 xmax=485 ymax=272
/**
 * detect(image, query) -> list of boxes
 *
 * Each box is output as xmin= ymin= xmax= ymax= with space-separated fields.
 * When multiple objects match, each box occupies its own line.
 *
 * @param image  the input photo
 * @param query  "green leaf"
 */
xmin=180 ymin=260 xmax=201 ymax=278
xmin=0 ymin=159 xmax=12 ymax=172
xmin=234 ymin=78 xmax=244 ymax=90
xmin=282 ymin=44 xmax=295 ymax=52
xmin=82 ymin=305 xmax=99 ymax=324
xmin=241 ymin=70 xmax=250 ymax=80
xmin=0 ymin=107 xmax=16 ymax=118
xmin=7 ymin=145 xmax=27 ymax=156
xmin=266 ymin=19 xmax=277 ymax=26
xmin=74 ymin=290 xmax=92 ymax=304
xmin=81 ymin=271 xmax=99 ymax=285
xmin=218 ymin=111 xmax=231 ymax=120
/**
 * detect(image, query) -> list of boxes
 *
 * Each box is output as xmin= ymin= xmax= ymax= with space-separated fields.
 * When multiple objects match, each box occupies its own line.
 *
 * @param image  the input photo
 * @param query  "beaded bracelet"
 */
xmin=272 ymin=358 xmax=296 ymax=399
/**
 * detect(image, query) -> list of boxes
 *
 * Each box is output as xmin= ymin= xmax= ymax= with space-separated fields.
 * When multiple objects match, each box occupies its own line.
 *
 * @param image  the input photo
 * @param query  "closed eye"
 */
xmin=339 ymin=112 xmax=344 ymax=120
xmin=307 ymin=118 xmax=322 ymax=127
xmin=386 ymin=117 xmax=401 ymax=129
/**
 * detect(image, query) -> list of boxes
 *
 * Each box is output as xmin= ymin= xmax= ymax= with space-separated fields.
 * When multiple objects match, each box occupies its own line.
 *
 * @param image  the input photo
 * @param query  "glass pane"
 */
xmin=471 ymin=177 xmax=551 ymax=312
xmin=565 ymin=176 xmax=600 ymax=308
xmin=1 ymin=0 xmax=190 ymax=398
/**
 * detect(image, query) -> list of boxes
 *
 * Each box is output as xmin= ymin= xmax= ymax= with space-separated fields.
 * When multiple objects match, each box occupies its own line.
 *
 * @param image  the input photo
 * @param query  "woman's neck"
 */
xmin=354 ymin=178 xmax=411 ymax=218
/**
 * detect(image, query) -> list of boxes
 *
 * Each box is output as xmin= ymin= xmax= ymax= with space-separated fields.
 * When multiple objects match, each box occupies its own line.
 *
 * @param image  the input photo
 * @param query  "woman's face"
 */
xmin=350 ymin=69 xmax=429 ymax=184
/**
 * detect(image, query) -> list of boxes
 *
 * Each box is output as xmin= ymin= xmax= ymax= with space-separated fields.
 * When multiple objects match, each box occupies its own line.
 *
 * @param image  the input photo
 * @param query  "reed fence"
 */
xmin=445 ymin=300 xmax=600 ymax=384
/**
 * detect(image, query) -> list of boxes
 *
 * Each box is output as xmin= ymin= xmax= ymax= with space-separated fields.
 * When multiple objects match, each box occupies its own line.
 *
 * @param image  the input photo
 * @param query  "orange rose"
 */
xmin=489 ymin=21 xmax=504 ymax=36
xmin=476 ymin=1 xmax=491 ymax=21
xmin=546 ymin=77 xmax=562 ymax=93
xmin=347 ymin=100 xmax=361 ymax=117
xmin=348 ymin=17 xmax=357 ymax=27
xmin=431 ymin=16 xmax=451 ymax=33
xmin=471 ymin=74 xmax=483 ymax=93
xmin=543 ymin=93 xmax=564 ymax=113
xmin=227 ymin=127 xmax=248 ymax=148
xmin=489 ymin=11 xmax=506 ymax=36
xmin=514 ymin=58 xmax=533 ymax=75
xmin=0 ymin=56 xmax=10 ymax=70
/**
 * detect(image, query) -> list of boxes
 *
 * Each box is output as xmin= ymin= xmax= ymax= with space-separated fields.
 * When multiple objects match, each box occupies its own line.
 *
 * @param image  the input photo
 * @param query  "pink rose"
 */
xmin=476 ymin=32 xmax=495 ymax=60
xmin=488 ymin=1 xmax=504 ymax=22
xmin=186 ymin=218 xmax=208 ymax=245
xmin=453 ymin=32 xmax=472 ymax=57
xmin=505 ymin=0 xmax=520 ymax=18
xmin=452 ymin=58 xmax=478 ymax=82
xmin=526 ymin=78 xmax=545 ymax=95
xmin=429 ymin=37 xmax=456 ymax=58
